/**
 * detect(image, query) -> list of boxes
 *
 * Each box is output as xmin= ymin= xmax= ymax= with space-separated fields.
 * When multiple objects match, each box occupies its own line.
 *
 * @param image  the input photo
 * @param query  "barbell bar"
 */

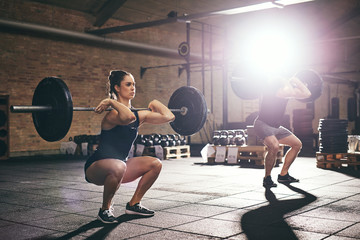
xmin=10 ymin=77 xmax=207 ymax=142
xmin=10 ymin=105 xmax=187 ymax=114
xmin=231 ymin=69 xmax=324 ymax=102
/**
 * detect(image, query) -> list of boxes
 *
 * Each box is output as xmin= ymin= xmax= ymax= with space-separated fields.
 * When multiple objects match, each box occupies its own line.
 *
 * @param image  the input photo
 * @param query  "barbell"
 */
xmin=10 ymin=77 xmax=208 ymax=142
xmin=231 ymin=69 xmax=323 ymax=102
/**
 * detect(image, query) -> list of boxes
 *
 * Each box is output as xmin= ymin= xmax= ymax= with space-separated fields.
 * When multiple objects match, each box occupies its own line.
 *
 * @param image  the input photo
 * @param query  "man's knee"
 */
xmin=267 ymin=143 xmax=280 ymax=155
xmin=293 ymin=141 xmax=303 ymax=152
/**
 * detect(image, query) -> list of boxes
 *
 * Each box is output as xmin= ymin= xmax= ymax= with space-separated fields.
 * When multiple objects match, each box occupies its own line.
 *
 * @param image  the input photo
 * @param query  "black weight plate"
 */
xmin=319 ymin=147 xmax=348 ymax=153
xmin=319 ymin=132 xmax=348 ymax=138
xmin=318 ymin=139 xmax=348 ymax=143
xmin=318 ymin=122 xmax=348 ymax=127
xmin=318 ymin=126 xmax=348 ymax=132
xmin=168 ymin=86 xmax=207 ymax=136
xmin=0 ymin=110 xmax=6 ymax=127
xmin=296 ymin=69 xmax=323 ymax=103
xmin=348 ymin=97 xmax=356 ymax=122
xmin=32 ymin=77 xmax=73 ymax=142
xmin=231 ymin=77 xmax=262 ymax=100
xmin=0 ymin=129 xmax=7 ymax=137
xmin=318 ymin=119 xmax=348 ymax=124
xmin=0 ymin=140 xmax=6 ymax=156
xmin=230 ymin=66 xmax=265 ymax=100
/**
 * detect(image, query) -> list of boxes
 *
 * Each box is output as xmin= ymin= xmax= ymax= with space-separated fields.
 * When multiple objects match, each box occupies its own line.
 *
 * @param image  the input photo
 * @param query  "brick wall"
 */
xmin=0 ymin=0 xmax=227 ymax=156
xmin=2 ymin=1 xmax=354 ymax=156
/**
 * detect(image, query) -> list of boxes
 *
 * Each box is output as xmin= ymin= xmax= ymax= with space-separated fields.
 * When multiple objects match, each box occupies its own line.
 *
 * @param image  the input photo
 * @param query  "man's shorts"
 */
xmin=253 ymin=119 xmax=293 ymax=141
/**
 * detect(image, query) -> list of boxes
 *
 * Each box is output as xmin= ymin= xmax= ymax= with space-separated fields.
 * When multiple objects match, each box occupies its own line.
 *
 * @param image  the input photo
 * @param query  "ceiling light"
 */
xmin=214 ymin=0 xmax=315 ymax=15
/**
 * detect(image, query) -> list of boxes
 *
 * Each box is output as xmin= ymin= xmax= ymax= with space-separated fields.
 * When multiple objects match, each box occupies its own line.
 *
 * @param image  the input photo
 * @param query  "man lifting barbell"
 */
xmin=85 ymin=70 xmax=175 ymax=224
xmin=253 ymin=70 xmax=322 ymax=188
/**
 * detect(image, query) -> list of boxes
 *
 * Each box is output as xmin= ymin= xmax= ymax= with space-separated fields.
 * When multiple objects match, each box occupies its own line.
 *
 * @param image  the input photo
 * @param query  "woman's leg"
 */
xmin=122 ymin=156 xmax=162 ymax=206
xmin=85 ymin=159 xmax=127 ymax=210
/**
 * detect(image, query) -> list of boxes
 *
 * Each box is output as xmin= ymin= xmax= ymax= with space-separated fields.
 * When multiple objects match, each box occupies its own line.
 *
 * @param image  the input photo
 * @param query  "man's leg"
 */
xmin=278 ymin=134 xmax=302 ymax=176
xmin=263 ymin=135 xmax=280 ymax=177
xmin=263 ymin=135 xmax=280 ymax=187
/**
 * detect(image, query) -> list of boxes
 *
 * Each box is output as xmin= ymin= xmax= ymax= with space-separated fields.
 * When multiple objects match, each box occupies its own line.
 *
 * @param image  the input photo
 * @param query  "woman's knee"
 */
xmin=151 ymin=157 xmax=162 ymax=172
xmin=111 ymin=164 xmax=127 ymax=181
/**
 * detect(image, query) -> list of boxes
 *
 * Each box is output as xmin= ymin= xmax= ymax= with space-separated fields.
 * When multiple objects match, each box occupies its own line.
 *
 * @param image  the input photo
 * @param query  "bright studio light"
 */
xmin=247 ymin=31 xmax=300 ymax=74
xmin=230 ymin=25 xmax=306 ymax=77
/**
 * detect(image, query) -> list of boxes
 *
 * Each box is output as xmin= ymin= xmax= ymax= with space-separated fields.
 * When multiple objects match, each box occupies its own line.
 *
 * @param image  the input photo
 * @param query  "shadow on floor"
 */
xmin=34 ymin=214 xmax=151 ymax=240
xmin=241 ymin=184 xmax=317 ymax=240
xmin=332 ymin=168 xmax=360 ymax=178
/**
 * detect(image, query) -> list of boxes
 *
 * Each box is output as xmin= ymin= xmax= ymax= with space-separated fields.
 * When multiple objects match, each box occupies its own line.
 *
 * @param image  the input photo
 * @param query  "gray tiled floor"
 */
xmin=0 ymin=155 xmax=359 ymax=240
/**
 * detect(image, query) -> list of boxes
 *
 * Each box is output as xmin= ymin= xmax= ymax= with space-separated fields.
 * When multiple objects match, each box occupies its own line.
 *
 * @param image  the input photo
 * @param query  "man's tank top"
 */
xmin=257 ymin=87 xmax=288 ymax=128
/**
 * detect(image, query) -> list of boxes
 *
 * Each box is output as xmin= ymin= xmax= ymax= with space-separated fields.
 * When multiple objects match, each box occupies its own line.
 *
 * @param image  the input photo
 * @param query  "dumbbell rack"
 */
xmin=143 ymin=145 xmax=190 ymax=160
xmin=207 ymin=144 xmax=284 ymax=167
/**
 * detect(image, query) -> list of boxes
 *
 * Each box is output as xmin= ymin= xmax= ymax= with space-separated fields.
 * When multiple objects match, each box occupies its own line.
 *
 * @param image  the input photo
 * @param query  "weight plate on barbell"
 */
xmin=168 ymin=86 xmax=207 ymax=136
xmin=295 ymin=69 xmax=323 ymax=103
xmin=32 ymin=77 xmax=73 ymax=142
xmin=230 ymin=75 xmax=262 ymax=100
xmin=0 ymin=140 xmax=6 ymax=157
xmin=0 ymin=110 xmax=6 ymax=127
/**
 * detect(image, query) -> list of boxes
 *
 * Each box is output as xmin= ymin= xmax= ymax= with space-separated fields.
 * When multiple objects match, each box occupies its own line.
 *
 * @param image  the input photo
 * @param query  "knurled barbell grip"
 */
xmin=73 ymin=107 xmax=186 ymax=114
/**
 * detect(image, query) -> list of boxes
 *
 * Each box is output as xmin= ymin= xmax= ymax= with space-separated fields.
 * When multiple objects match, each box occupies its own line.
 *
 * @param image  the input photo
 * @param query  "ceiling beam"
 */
xmin=93 ymin=0 xmax=127 ymax=27
xmin=317 ymin=5 xmax=360 ymax=38
xmin=86 ymin=0 xmax=316 ymax=35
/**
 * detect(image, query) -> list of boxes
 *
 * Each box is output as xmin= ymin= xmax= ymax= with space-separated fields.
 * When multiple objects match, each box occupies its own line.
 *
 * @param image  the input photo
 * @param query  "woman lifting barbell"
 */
xmin=84 ymin=70 xmax=175 ymax=224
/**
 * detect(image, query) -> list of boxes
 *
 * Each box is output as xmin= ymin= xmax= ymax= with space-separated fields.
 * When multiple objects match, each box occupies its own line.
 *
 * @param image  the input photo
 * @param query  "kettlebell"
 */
xmin=234 ymin=129 xmax=246 ymax=146
xmin=212 ymin=131 xmax=221 ymax=145
xmin=219 ymin=130 xmax=230 ymax=146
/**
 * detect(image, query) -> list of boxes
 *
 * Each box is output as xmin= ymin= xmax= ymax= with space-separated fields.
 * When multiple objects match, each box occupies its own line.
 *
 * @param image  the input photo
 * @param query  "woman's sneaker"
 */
xmin=125 ymin=202 xmax=155 ymax=216
xmin=97 ymin=208 xmax=118 ymax=224
xmin=278 ymin=173 xmax=299 ymax=183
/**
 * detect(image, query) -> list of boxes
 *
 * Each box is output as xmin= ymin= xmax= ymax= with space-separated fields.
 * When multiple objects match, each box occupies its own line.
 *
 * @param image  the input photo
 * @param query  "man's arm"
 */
xmin=276 ymin=77 xmax=311 ymax=99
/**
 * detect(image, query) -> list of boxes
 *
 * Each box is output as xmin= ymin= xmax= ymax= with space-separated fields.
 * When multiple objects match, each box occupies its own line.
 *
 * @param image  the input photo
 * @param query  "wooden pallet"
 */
xmin=316 ymin=152 xmax=360 ymax=170
xmin=164 ymin=145 xmax=190 ymax=159
xmin=207 ymin=145 xmax=284 ymax=167
xmin=143 ymin=145 xmax=190 ymax=160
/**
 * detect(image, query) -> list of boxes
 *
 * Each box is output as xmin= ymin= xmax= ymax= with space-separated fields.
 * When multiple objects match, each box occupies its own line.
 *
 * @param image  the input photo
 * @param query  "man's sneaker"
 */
xmin=97 ymin=208 xmax=118 ymax=224
xmin=263 ymin=176 xmax=277 ymax=188
xmin=278 ymin=173 xmax=299 ymax=183
xmin=125 ymin=202 xmax=155 ymax=216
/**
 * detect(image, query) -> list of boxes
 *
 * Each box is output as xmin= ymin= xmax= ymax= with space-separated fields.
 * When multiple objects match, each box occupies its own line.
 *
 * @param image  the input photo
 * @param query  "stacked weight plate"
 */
xmin=293 ymin=109 xmax=314 ymax=155
xmin=318 ymin=119 xmax=348 ymax=153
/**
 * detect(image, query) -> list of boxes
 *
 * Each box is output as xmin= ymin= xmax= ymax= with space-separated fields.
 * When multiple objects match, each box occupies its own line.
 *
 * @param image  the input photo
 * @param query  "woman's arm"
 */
xmin=276 ymin=77 xmax=311 ymax=99
xmin=95 ymin=99 xmax=136 ymax=129
xmin=138 ymin=100 xmax=175 ymax=125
